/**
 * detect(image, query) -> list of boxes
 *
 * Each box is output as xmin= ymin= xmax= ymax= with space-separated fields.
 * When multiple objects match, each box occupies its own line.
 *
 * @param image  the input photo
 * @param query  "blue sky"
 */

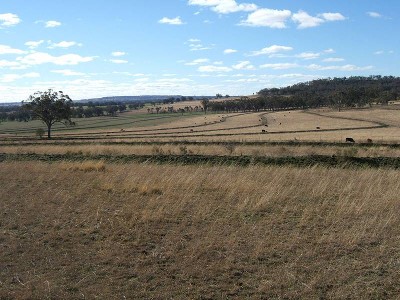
xmin=0 ymin=0 xmax=399 ymax=102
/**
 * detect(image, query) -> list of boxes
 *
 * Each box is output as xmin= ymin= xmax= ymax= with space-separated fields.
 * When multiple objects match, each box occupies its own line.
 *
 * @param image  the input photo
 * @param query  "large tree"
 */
xmin=23 ymin=89 xmax=74 ymax=138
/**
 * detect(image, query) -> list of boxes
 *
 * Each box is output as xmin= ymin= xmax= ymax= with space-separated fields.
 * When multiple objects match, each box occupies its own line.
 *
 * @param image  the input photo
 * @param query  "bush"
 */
xmin=35 ymin=128 xmax=45 ymax=139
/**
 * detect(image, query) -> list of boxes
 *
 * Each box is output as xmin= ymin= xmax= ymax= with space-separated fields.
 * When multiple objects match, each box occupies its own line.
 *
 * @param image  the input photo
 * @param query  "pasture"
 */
xmin=1 ymin=103 xmax=400 ymax=299
xmin=1 ymin=105 xmax=400 ymax=143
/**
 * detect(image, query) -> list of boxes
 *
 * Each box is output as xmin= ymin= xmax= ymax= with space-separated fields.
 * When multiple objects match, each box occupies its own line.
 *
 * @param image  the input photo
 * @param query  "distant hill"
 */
xmin=76 ymin=95 xmax=212 ymax=103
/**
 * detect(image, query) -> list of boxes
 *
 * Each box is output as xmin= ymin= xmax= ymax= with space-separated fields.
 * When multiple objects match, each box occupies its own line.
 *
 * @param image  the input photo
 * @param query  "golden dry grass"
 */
xmin=1 ymin=161 xmax=399 ymax=299
xmin=59 ymin=160 xmax=106 ymax=172
xmin=2 ymin=143 xmax=400 ymax=158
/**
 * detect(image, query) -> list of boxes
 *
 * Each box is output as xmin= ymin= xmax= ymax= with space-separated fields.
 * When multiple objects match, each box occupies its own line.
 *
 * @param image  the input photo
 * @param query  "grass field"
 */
xmin=0 ymin=161 xmax=399 ymax=299
xmin=2 ymin=106 xmax=399 ymax=143
xmin=1 ymin=104 xmax=400 ymax=299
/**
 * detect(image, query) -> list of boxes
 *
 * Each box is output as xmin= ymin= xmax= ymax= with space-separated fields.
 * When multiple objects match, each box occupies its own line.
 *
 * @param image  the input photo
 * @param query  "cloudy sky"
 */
xmin=0 ymin=0 xmax=398 ymax=102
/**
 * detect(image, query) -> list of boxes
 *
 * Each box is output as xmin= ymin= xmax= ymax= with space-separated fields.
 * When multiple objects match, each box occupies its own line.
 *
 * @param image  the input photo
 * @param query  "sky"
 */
xmin=0 ymin=0 xmax=399 ymax=102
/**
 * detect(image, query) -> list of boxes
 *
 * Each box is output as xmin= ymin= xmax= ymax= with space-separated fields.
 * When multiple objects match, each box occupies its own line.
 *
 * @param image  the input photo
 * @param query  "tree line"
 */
xmin=0 ymin=101 xmax=145 ymax=122
xmin=208 ymin=76 xmax=400 ymax=113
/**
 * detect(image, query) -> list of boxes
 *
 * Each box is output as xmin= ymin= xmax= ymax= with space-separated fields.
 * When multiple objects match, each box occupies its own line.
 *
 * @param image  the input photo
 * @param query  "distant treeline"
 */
xmin=0 ymin=105 xmax=31 ymax=122
xmin=0 ymin=102 xmax=145 ymax=122
xmin=0 ymin=96 xmax=212 ymax=122
xmin=70 ymin=102 xmax=144 ymax=118
xmin=208 ymin=76 xmax=400 ymax=113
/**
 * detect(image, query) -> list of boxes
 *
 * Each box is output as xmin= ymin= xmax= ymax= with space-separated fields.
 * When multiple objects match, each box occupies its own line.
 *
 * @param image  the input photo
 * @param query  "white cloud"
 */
xmin=0 ymin=13 xmax=21 ymax=28
xmin=213 ymin=1 xmax=257 ymax=14
xmin=185 ymin=58 xmax=210 ymax=65
xmin=323 ymin=57 xmax=345 ymax=62
xmin=25 ymin=40 xmax=44 ymax=49
xmin=293 ymin=10 xmax=346 ymax=29
xmin=249 ymin=45 xmax=293 ymax=56
xmin=240 ymin=8 xmax=291 ymax=28
xmin=292 ymin=10 xmax=324 ymax=29
xmin=187 ymin=39 xmax=213 ymax=51
xmin=367 ymin=12 xmax=382 ymax=18
xmin=307 ymin=64 xmax=373 ymax=71
xmin=48 ymin=41 xmax=82 ymax=48
xmin=45 ymin=20 xmax=62 ymax=28
xmin=0 ymin=72 xmax=40 ymax=83
xmin=0 ymin=44 xmax=27 ymax=55
xmin=198 ymin=65 xmax=232 ymax=72
xmin=188 ymin=0 xmax=258 ymax=14
xmin=158 ymin=17 xmax=184 ymax=25
xmin=110 ymin=59 xmax=128 ymax=64
xmin=320 ymin=13 xmax=346 ymax=21
xmin=232 ymin=61 xmax=255 ymax=70
xmin=324 ymin=48 xmax=335 ymax=54
xmin=296 ymin=52 xmax=320 ymax=60
xmin=224 ymin=49 xmax=237 ymax=54
xmin=190 ymin=44 xmax=212 ymax=51
xmin=111 ymin=51 xmax=126 ymax=57
xmin=51 ymin=69 xmax=86 ymax=76
xmin=260 ymin=63 xmax=299 ymax=70
xmin=17 ymin=52 xmax=95 ymax=66
xmin=0 ymin=59 xmax=22 ymax=68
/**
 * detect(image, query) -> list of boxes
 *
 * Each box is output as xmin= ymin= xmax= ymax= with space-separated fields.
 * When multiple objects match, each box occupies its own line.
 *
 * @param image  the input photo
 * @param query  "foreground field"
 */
xmin=1 ymin=161 xmax=399 ymax=299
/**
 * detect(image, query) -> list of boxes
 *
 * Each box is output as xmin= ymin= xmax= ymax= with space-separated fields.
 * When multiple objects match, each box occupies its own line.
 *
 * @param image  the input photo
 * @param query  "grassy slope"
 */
xmin=1 ymin=161 xmax=399 ymax=299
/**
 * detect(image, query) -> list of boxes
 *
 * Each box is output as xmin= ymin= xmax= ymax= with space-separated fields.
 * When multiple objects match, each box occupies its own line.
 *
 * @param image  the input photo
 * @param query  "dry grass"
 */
xmin=59 ymin=160 xmax=106 ymax=172
xmin=57 ymin=109 xmax=396 ymax=142
xmin=2 ymin=108 xmax=399 ymax=144
xmin=2 ymin=143 xmax=400 ymax=158
xmin=0 ymin=161 xmax=399 ymax=299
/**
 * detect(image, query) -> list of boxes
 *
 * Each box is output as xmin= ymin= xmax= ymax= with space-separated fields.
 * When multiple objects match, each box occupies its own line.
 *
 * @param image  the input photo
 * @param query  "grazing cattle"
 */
xmin=316 ymin=126 xmax=320 ymax=129
xmin=346 ymin=137 xmax=355 ymax=143
xmin=265 ymin=125 xmax=268 ymax=127
xmin=367 ymin=138 xmax=373 ymax=144
xmin=262 ymin=130 xmax=266 ymax=133
xmin=190 ymin=129 xmax=194 ymax=132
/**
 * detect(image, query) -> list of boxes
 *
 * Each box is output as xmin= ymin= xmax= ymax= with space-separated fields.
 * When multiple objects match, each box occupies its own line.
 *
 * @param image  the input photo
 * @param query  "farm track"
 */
xmin=1 ymin=152 xmax=400 ymax=169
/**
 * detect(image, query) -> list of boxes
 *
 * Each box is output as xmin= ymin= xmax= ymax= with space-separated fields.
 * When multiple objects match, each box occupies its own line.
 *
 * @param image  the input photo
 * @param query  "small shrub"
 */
xmin=179 ymin=145 xmax=188 ymax=155
xmin=35 ymin=128 xmax=45 ymax=139
xmin=152 ymin=146 xmax=164 ymax=155
xmin=224 ymin=143 xmax=236 ymax=155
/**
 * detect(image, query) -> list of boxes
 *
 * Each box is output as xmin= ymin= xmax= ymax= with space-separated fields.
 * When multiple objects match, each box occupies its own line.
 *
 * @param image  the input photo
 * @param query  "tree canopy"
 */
xmin=206 ymin=76 xmax=400 ymax=113
xmin=23 ymin=89 xmax=74 ymax=138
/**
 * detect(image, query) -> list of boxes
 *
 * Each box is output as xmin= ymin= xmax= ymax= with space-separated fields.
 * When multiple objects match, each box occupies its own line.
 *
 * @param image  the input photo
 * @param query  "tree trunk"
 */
xmin=47 ymin=124 xmax=51 ymax=139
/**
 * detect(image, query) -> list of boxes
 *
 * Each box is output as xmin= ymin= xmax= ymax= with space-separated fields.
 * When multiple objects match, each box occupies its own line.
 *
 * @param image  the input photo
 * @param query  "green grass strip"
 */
xmin=1 ymin=152 xmax=400 ymax=169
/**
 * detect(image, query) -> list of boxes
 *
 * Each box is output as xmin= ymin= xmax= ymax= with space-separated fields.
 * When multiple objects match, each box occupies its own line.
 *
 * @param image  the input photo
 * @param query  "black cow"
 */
xmin=346 ymin=137 xmax=355 ymax=143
